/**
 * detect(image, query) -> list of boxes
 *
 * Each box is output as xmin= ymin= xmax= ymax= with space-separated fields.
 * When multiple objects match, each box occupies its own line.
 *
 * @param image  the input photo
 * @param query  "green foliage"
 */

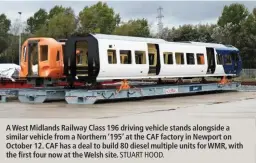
xmin=218 ymin=3 xmax=249 ymax=27
xmin=78 ymin=2 xmax=120 ymax=34
xmin=0 ymin=14 xmax=11 ymax=34
xmin=163 ymin=24 xmax=216 ymax=42
xmin=113 ymin=19 xmax=150 ymax=37
xmin=31 ymin=6 xmax=77 ymax=39
xmin=26 ymin=9 xmax=48 ymax=34
xmin=48 ymin=5 xmax=66 ymax=19
xmin=47 ymin=10 xmax=77 ymax=38
xmin=0 ymin=14 xmax=11 ymax=53
xmin=0 ymin=39 xmax=8 ymax=55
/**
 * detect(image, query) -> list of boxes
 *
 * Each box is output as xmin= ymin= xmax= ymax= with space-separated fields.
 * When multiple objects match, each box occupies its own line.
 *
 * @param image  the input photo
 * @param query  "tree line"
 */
xmin=0 ymin=2 xmax=255 ymax=68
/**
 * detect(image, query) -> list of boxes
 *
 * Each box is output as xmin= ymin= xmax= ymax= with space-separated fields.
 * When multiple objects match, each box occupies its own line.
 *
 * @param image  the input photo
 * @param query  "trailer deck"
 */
xmin=0 ymin=81 xmax=244 ymax=104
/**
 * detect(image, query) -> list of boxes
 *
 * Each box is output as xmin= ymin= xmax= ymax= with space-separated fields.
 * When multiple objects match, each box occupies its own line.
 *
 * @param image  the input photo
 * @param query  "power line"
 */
xmin=156 ymin=6 xmax=164 ymax=38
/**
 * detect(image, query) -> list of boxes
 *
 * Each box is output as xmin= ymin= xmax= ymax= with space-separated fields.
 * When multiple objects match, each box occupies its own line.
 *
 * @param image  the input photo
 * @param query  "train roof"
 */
xmin=91 ymin=33 xmax=167 ymax=43
xmin=90 ymin=34 xmax=209 ymax=48
xmin=183 ymin=41 xmax=239 ymax=51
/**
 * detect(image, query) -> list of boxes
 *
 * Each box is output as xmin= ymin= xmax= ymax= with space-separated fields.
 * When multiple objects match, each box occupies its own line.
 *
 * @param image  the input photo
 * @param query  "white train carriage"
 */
xmin=64 ymin=34 xmax=241 ymax=83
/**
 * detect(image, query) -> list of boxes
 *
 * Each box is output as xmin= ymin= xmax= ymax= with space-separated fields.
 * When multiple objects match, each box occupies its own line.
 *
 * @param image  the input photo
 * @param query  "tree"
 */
xmin=33 ymin=7 xmax=77 ymax=38
xmin=196 ymin=24 xmax=217 ymax=42
xmin=0 ymin=14 xmax=11 ymax=53
xmin=113 ymin=19 xmax=150 ymax=37
xmin=217 ymin=3 xmax=249 ymax=45
xmin=78 ymin=2 xmax=120 ymax=34
xmin=26 ymin=9 xmax=48 ymax=34
xmin=158 ymin=27 xmax=171 ymax=40
xmin=48 ymin=5 xmax=66 ymax=19
xmin=168 ymin=25 xmax=199 ymax=42
xmin=47 ymin=9 xmax=77 ymax=38
xmin=218 ymin=3 xmax=249 ymax=28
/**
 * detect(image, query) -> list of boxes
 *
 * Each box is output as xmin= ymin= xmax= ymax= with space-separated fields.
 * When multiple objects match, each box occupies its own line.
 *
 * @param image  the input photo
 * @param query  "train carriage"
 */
xmin=64 ymin=34 xmax=242 ymax=84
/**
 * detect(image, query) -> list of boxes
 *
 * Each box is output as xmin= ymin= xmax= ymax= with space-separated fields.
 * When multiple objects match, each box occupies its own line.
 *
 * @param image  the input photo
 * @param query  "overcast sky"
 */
xmin=1 ymin=1 xmax=256 ymax=33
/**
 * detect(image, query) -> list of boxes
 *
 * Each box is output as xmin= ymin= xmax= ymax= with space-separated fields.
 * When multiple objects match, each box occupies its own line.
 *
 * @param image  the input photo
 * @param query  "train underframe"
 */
xmin=15 ymin=75 xmax=234 ymax=91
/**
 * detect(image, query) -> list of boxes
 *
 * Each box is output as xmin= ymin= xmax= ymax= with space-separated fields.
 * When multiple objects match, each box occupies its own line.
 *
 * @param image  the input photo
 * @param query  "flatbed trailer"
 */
xmin=0 ymin=81 xmax=242 ymax=104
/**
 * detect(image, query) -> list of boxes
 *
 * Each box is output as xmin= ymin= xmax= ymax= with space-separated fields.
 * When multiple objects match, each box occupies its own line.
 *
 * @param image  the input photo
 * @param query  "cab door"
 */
xmin=206 ymin=47 xmax=216 ymax=74
xmin=38 ymin=42 xmax=49 ymax=77
xmin=27 ymin=40 xmax=39 ymax=77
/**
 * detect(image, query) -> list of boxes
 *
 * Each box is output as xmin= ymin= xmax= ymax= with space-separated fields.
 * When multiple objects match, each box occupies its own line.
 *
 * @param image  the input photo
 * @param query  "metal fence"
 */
xmin=241 ymin=69 xmax=256 ymax=79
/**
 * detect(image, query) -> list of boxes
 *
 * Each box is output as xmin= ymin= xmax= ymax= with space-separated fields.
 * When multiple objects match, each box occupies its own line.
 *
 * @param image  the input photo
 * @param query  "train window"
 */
xmin=186 ymin=53 xmax=195 ymax=65
xmin=224 ymin=55 xmax=232 ymax=65
xmin=196 ymin=53 xmax=205 ymax=65
xmin=164 ymin=52 xmax=173 ymax=64
xmin=56 ymin=51 xmax=60 ymax=61
xmin=40 ymin=45 xmax=48 ymax=61
xmin=120 ymin=50 xmax=132 ymax=64
xmin=216 ymin=54 xmax=223 ymax=65
xmin=175 ymin=53 xmax=184 ymax=65
xmin=135 ymin=51 xmax=146 ymax=64
xmin=231 ymin=52 xmax=239 ymax=62
xmin=108 ymin=50 xmax=117 ymax=64
xmin=23 ymin=46 xmax=27 ymax=62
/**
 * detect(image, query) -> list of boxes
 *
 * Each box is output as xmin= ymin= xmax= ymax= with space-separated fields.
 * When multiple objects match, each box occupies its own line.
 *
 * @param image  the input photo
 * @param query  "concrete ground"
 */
xmin=0 ymin=91 xmax=256 ymax=119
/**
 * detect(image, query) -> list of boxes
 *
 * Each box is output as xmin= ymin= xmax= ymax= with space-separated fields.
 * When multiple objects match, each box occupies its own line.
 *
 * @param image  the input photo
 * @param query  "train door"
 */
xmin=206 ymin=47 xmax=216 ymax=74
xmin=75 ymin=41 xmax=89 ymax=76
xmin=27 ymin=40 xmax=39 ymax=77
xmin=20 ymin=45 xmax=28 ymax=77
xmin=147 ymin=44 xmax=160 ymax=76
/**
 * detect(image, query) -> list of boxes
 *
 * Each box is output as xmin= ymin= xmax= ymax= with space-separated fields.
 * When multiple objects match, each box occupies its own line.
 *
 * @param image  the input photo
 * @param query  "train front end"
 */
xmin=19 ymin=37 xmax=64 ymax=85
xmin=215 ymin=46 xmax=242 ymax=77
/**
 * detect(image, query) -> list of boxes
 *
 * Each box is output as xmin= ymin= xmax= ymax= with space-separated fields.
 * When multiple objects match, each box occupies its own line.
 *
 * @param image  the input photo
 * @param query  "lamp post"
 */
xmin=18 ymin=12 xmax=22 ymax=65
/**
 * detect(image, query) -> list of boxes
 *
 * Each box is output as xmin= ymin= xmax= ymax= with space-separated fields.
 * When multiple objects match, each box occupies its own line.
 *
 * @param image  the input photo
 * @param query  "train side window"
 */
xmin=216 ymin=54 xmax=223 ymax=65
xmin=224 ymin=55 xmax=232 ymax=65
xmin=56 ymin=51 xmax=60 ymax=61
xmin=196 ymin=53 xmax=205 ymax=65
xmin=120 ymin=50 xmax=132 ymax=64
xmin=40 ymin=45 xmax=48 ymax=61
xmin=231 ymin=52 xmax=239 ymax=62
xmin=108 ymin=49 xmax=117 ymax=64
xmin=186 ymin=53 xmax=195 ymax=65
xmin=164 ymin=52 xmax=173 ymax=64
xmin=135 ymin=51 xmax=146 ymax=64
xmin=175 ymin=52 xmax=184 ymax=65
xmin=23 ymin=46 xmax=27 ymax=62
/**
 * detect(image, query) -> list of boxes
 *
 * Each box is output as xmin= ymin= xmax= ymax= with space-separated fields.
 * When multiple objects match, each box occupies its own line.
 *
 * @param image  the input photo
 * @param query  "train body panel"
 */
xmin=97 ymin=39 xmax=149 ymax=79
xmin=157 ymin=43 xmax=208 ymax=77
